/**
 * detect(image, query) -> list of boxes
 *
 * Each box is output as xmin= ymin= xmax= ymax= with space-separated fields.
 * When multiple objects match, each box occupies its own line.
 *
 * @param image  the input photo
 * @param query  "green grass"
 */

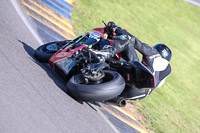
xmin=71 ymin=0 xmax=200 ymax=132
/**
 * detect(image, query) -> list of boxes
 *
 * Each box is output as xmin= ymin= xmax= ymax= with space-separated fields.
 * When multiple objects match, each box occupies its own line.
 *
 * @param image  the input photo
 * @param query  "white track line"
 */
xmin=10 ymin=0 xmax=43 ymax=45
xmin=88 ymin=103 xmax=121 ymax=133
xmin=185 ymin=0 xmax=200 ymax=6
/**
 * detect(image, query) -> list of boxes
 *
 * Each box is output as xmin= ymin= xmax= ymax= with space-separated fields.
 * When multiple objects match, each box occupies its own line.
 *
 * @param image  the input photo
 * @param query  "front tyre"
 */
xmin=66 ymin=70 xmax=125 ymax=102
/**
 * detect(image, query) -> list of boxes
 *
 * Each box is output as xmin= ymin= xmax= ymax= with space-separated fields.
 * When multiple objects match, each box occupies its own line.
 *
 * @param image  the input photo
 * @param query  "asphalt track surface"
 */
xmin=0 ymin=0 xmax=117 ymax=133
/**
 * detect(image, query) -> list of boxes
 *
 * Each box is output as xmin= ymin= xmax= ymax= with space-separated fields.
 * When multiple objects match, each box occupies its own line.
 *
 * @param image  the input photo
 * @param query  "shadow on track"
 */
xmin=18 ymin=39 xmax=85 ymax=105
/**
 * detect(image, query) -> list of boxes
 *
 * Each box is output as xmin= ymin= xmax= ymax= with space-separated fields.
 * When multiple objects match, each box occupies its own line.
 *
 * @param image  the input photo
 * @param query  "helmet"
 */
xmin=153 ymin=44 xmax=172 ymax=61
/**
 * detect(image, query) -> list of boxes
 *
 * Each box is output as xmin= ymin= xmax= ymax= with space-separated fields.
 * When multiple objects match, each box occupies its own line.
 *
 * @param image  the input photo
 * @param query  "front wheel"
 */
xmin=66 ymin=70 xmax=125 ymax=102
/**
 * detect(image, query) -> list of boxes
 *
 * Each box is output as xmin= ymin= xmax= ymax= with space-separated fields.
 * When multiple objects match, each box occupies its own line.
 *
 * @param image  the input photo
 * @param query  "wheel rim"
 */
xmin=76 ymin=71 xmax=115 ymax=85
xmin=45 ymin=43 xmax=58 ymax=52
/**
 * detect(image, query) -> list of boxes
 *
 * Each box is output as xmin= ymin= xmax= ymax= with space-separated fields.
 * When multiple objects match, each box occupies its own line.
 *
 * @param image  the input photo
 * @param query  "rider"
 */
xmin=88 ymin=22 xmax=172 ymax=101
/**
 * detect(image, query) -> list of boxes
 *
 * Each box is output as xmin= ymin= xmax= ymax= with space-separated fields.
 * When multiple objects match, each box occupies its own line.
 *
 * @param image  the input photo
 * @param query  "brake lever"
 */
xmin=102 ymin=20 xmax=107 ymax=26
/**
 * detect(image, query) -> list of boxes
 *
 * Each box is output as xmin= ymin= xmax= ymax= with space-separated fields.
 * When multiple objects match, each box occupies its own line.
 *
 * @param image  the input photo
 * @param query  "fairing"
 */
xmin=49 ymin=45 xmax=88 ymax=79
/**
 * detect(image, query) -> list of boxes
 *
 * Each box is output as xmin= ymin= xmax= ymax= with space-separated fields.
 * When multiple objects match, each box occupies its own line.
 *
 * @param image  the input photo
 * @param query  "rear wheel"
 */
xmin=66 ymin=70 xmax=125 ymax=102
xmin=34 ymin=41 xmax=69 ymax=63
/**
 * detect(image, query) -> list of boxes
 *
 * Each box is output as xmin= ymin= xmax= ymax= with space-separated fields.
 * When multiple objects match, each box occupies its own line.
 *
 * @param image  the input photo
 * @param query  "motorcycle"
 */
xmin=34 ymin=21 xmax=155 ymax=107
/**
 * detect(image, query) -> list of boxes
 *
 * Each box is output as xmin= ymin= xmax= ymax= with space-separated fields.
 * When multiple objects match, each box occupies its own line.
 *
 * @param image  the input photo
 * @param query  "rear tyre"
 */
xmin=34 ymin=41 xmax=69 ymax=63
xmin=66 ymin=70 xmax=125 ymax=102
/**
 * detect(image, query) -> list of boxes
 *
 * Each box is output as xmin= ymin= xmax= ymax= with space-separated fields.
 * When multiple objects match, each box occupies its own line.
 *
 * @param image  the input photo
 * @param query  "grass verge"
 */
xmin=71 ymin=0 xmax=200 ymax=132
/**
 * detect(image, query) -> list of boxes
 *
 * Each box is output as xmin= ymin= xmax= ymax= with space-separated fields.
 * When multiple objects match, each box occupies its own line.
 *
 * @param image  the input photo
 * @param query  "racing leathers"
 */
xmin=90 ymin=25 xmax=171 ymax=101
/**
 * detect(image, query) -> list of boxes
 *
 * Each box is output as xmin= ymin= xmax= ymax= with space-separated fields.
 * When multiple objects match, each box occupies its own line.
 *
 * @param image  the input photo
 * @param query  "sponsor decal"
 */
xmin=149 ymin=54 xmax=160 ymax=60
xmin=118 ymin=35 xmax=127 ymax=40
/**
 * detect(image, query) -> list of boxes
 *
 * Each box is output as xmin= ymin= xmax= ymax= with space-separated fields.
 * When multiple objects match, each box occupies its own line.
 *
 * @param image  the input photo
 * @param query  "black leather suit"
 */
xmin=102 ymin=27 xmax=171 ymax=101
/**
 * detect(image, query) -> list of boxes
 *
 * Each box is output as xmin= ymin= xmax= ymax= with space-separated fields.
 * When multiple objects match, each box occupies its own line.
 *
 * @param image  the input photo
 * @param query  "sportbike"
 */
xmin=34 ymin=21 xmax=155 ymax=107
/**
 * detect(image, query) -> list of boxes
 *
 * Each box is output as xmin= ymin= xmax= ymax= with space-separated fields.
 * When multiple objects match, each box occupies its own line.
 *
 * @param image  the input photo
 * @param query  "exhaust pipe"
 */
xmin=105 ymin=97 xmax=126 ymax=107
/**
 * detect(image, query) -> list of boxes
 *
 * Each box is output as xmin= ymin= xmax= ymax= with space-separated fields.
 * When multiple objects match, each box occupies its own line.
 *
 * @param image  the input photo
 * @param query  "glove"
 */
xmin=105 ymin=21 xmax=119 ymax=36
